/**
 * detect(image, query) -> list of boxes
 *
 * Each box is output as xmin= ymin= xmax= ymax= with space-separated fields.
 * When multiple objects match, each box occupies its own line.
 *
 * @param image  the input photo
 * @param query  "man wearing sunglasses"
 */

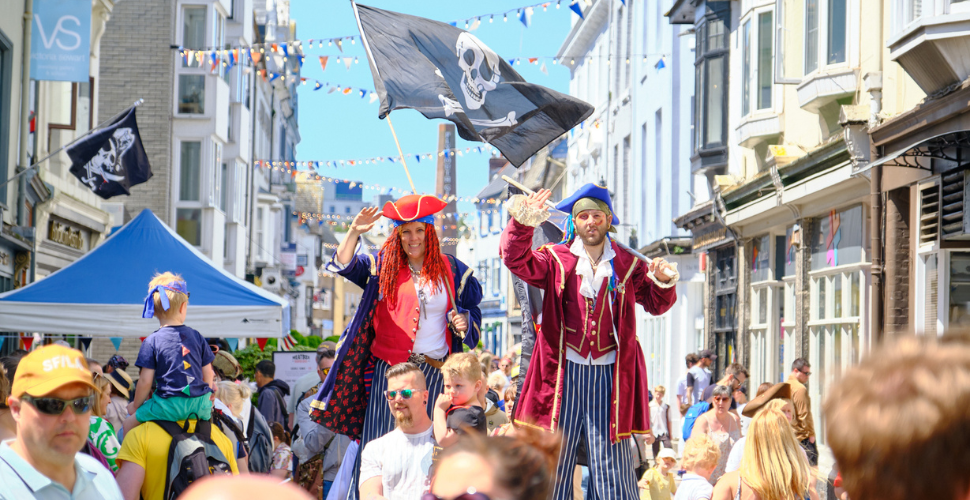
xmin=359 ymin=362 xmax=435 ymax=500
xmin=0 ymin=345 xmax=123 ymax=500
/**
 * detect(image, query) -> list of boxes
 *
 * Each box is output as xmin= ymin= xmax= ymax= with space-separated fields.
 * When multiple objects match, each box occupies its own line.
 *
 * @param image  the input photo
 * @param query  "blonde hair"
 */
xmin=487 ymin=371 xmax=508 ymax=392
xmin=91 ymin=376 xmax=112 ymax=418
xmin=739 ymin=408 xmax=812 ymax=500
xmin=762 ymin=398 xmax=793 ymax=416
xmin=653 ymin=385 xmax=666 ymax=395
xmin=214 ymin=380 xmax=252 ymax=418
xmin=442 ymin=352 xmax=483 ymax=383
xmin=681 ymin=434 xmax=720 ymax=470
xmin=148 ymin=272 xmax=188 ymax=318
xmin=386 ymin=362 xmax=427 ymax=390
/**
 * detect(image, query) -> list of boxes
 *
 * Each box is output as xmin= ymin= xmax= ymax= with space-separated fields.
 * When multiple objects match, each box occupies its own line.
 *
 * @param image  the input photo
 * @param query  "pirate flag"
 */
xmin=68 ymin=106 xmax=152 ymax=199
xmin=353 ymin=3 xmax=594 ymax=167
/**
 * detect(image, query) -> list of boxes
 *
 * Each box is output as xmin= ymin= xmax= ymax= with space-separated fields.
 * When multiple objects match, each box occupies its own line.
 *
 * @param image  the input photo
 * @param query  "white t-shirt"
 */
xmin=359 ymin=426 xmax=436 ymax=500
xmin=411 ymin=280 xmax=450 ymax=359
xmin=674 ymin=472 xmax=714 ymax=500
xmin=676 ymin=376 xmax=688 ymax=400
xmin=649 ymin=401 xmax=670 ymax=437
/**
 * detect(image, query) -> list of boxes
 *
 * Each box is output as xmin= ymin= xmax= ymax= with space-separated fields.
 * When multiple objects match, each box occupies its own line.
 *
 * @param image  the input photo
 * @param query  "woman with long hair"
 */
xmin=691 ymin=384 xmax=742 ymax=484
xmin=711 ymin=408 xmax=818 ymax=500
xmin=88 ymin=374 xmax=122 ymax=472
xmin=308 ymin=195 xmax=483 ymax=500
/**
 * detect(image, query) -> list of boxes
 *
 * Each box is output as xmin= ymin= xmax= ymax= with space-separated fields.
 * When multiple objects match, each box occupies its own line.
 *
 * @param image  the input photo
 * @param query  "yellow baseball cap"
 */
xmin=11 ymin=345 xmax=97 ymax=398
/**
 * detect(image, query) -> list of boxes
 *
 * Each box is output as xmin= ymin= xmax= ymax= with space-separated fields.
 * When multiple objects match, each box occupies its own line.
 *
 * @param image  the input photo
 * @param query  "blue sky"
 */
xmin=290 ymin=0 xmax=576 ymax=213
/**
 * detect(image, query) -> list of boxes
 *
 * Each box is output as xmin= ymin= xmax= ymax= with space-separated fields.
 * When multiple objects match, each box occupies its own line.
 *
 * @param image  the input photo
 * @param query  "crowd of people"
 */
xmin=1 ymin=185 xmax=970 ymax=500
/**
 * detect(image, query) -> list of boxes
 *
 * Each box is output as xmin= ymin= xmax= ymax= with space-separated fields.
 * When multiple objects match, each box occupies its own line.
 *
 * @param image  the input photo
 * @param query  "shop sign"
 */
xmin=693 ymin=225 xmax=734 ymax=252
xmin=48 ymin=221 xmax=86 ymax=250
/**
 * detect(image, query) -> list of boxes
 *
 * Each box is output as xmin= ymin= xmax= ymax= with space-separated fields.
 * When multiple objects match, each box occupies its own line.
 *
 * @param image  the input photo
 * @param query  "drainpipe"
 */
xmin=17 ymin=0 xmax=33 ymax=228
xmin=868 ymin=72 xmax=884 ymax=343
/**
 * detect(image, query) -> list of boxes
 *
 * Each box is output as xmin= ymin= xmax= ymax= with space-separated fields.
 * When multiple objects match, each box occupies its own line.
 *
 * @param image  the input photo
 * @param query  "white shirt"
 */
xmin=674 ymin=472 xmax=714 ymax=500
xmin=411 ymin=280 xmax=450 ymax=359
xmin=0 ymin=441 xmax=123 ymax=500
xmin=565 ymin=238 xmax=617 ymax=365
xmin=359 ymin=426 xmax=436 ymax=500
xmin=676 ymin=376 xmax=688 ymax=400
xmin=650 ymin=401 xmax=670 ymax=437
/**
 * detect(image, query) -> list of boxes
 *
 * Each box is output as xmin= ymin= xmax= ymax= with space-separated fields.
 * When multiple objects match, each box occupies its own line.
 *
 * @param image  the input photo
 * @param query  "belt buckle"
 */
xmin=408 ymin=353 xmax=427 ymax=365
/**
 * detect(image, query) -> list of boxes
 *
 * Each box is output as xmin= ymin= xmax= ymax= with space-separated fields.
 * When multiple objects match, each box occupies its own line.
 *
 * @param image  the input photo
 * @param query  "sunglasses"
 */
xmin=319 ymin=367 xmax=331 ymax=376
xmin=385 ymin=389 xmax=418 ymax=400
xmin=22 ymin=395 xmax=92 ymax=416
xmin=714 ymin=396 xmax=731 ymax=403
xmin=421 ymin=492 xmax=491 ymax=500
xmin=800 ymin=370 xmax=812 ymax=376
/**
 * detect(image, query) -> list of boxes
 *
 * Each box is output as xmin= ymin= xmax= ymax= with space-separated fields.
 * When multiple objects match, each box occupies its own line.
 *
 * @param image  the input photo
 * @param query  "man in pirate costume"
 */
xmin=500 ymin=184 xmax=678 ymax=500
xmin=308 ymin=194 xmax=483 ymax=500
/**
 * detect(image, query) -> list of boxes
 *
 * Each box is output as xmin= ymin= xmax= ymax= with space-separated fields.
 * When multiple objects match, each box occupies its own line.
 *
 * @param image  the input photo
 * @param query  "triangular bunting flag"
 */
xmin=110 ymin=337 xmax=123 ymax=351
xmin=540 ymin=62 xmax=549 ymax=75
xmin=21 ymin=335 xmax=34 ymax=351
xmin=79 ymin=337 xmax=93 ymax=352
xmin=342 ymin=87 xmax=353 ymax=94
xmin=369 ymin=92 xmax=379 ymax=103
xmin=186 ymin=375 xmax=195 ymax=385
xmin=226 ymin=338 xmax=238 ymax=352
xmin=182 ymin=345 xmax=190 ymax=356
xmin=319 ymin=55 xmax=328 ymax=72
xmin=256 ymin=338 xmax=268 ymax=351
xmin=360 ymin=89 xmax=368 ymax=99
xmin=252 ymin=51 xmax=262 ymax=64
xmin=570 ymin=1 xmax=585 ymax=18
xmin=528 ymin=57 xmax=538 ymax=64
xmin=344 ymin=57 xmax=353 ymax=70
xmin=314 ymin=82 xmax=323 ymax=90
xmin=183 ymin=360 xmax=191 ymax=370
xmin=335 ymin=39 xmax=343 ymax=52
xmin=520 ymin=7 xmax=534 ymax=27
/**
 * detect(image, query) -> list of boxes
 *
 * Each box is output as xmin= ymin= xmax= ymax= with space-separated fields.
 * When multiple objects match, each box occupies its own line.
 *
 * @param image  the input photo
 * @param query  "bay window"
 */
xmin=741 ymin=10 xmax=774 ymax=117
xmin=693 ymin=2 xmax=730 ymax=155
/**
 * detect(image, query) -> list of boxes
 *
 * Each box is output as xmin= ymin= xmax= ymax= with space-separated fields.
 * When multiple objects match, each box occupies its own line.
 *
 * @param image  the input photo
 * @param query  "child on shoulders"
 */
xmin=433 ymin=352 xmax=487 ymax=447
xmin=123 ymin=272 xmax=215 ymax=434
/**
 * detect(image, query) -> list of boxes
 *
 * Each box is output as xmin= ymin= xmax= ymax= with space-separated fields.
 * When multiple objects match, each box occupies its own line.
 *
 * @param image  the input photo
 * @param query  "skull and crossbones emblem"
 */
xmin=455 ymin=33 xmax=501 ymax=110
xmin=78 ymin=128 xmax=135 ymax=190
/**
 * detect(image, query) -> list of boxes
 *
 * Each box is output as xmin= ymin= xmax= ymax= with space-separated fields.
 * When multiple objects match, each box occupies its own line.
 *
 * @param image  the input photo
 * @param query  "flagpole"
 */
xmin=350 ymin=0 xmax=417 ymax=194
xmin=386 ymin=115 xmax=418 ymax=193
xmin=0 ymin=99 xmax=145 ymax=189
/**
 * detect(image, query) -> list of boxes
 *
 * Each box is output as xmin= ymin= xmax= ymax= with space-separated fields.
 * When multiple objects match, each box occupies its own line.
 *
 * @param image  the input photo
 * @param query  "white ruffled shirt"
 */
xmin=565 ymin=238 xmax=617 ymax=366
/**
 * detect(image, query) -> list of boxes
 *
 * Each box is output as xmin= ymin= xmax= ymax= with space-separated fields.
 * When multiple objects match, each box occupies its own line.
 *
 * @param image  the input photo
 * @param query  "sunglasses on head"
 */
xmin=421 ymin=491 xmax=491 ymax=500
xmin=22 ymin=394 xmax=92 ymax=416
xmin=385 ymin=389 xmax=418 ymax=400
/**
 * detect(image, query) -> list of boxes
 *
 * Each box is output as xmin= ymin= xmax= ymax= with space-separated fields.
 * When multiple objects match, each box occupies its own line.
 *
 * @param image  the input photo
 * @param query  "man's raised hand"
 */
xmin=526 ymin=188 xmax=553 ymax=210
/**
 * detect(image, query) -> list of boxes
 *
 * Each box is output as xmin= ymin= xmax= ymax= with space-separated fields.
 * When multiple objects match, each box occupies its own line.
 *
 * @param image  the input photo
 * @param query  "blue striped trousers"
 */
xmin=348 ymin=356 xmax=444 ymax=500
xmin=551 ymin=361 xmax=639 ymax=500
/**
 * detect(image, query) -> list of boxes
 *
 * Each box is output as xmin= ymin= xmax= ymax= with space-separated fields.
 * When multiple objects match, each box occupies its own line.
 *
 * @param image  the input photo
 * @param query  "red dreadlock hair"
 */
xmin=378 ymin=223 xmax=449 ymax=305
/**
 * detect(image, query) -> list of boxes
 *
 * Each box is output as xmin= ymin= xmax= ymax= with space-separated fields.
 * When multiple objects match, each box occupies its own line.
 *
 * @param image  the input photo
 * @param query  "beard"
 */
xmin=577 ymin=227 xmax=608 ymax=247
xmin=393 ymin=408 xmax=413 ymax=427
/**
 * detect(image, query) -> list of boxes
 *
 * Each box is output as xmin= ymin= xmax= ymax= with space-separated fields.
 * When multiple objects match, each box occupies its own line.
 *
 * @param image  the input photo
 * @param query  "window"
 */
xmin=615 ymin=6 xmax=624 ymax=94
xmin=743 ymin=11 xmax=774 ymax=116
xmin=805 ymin=0 xmax=847 ymax=74
xmin=178 ymin=75 xmax=205 ymax=114
xmin=742 ymin=20 xmax=751 ymax=117
xmin=694 ymin=3 xmax=730 ymax=154
xmin=757 ymin=13 xmax=773 ymax=109
xmin=213 ymin=10 xmax=227 ymax=82
xmin=211 ymin=142 xmax=222 ymax=206
xmin=491 ymin=259 xmax=502 ymax=295
xmin=345 ymin=206 xmax=351 ymax=214
xmin=179 ymin=141 xmax=202 ymax=201
xmin=0 ymin=32 xmax=10 ymax=203
xmin=950 ymin=252 xmax=970 ymax=327
xmin=182 ymin=6 xmax=206 ymax=67
xmin=220 ymin=162 xmax=228 ymax=211
xmin=177 ymin=208 xmax=202 ymax=245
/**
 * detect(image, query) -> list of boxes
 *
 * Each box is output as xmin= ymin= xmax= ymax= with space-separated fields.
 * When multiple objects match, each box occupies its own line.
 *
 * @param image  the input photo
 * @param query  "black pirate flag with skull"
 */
xmin=68 ymin=107 xmax=152 ymax=199
xmin=353 ymin=3 xmax=594 ymax=167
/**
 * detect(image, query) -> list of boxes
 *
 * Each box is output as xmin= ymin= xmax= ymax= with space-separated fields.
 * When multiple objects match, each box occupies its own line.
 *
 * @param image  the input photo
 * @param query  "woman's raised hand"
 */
xmin=350 ymin=206 xmax=382 ymax=235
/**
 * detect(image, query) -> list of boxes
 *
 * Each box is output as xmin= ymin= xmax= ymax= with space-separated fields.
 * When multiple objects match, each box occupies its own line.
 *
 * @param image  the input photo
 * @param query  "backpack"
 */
xmin=156 ymin=420 xmax=233 ymax=500
xmin=246 ymin=404 xmax=274 ymax=474
xmin=682 ymin=401 xmax=711 ymax=441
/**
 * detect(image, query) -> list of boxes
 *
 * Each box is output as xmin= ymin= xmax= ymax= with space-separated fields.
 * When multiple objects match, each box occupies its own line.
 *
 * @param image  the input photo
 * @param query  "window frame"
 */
xmin=693 ymin=5 xmax=731 ymax=156
xmin=803 ymin=0 xmax=850 ymax=76
xmin=741 ymin=6 xmax=776 ymax=118
xmin=0 ymin=29 xmax=11 ymax=206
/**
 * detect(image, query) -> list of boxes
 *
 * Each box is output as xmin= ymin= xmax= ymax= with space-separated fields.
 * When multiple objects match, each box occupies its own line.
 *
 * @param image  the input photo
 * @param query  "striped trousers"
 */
xmin=551 ymin=361 xmax=639 ymax=500
xmin=348 ymin=356 xmax=444 ymax=500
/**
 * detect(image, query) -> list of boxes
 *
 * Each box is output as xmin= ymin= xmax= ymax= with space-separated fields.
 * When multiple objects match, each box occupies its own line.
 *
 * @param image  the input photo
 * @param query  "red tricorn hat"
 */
xmin=382 ymin=194 xmax=448 ymax=225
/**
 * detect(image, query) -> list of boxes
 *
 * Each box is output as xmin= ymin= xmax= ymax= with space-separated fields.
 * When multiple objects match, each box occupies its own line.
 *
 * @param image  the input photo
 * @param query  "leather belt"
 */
xmin=407 ymin=352 xmax=445 ymax=370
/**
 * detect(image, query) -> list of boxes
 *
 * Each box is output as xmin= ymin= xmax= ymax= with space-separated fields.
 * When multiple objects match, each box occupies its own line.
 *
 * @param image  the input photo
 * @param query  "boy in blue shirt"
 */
xmin=123 ymin=272 xmax=215 ymax=434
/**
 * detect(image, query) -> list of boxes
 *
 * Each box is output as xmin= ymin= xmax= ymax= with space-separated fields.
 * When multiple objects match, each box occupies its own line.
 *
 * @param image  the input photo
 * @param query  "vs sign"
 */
xmin=30 ymin=0 xmax=91 ymax=82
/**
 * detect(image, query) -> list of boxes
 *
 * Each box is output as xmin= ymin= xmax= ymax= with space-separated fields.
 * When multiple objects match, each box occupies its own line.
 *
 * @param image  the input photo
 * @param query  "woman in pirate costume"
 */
xmin=309 ymin=194 xmax=482 ymax=499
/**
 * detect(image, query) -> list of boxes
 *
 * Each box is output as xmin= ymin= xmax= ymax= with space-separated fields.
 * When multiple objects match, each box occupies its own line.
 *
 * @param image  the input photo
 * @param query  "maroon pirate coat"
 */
xmin=500 ymin=218 xmax=677 ymax=443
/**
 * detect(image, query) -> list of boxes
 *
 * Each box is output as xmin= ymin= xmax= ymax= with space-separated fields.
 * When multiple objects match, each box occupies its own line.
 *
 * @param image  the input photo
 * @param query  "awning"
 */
xmin=855 ymin=131 xmax=970 ymax=174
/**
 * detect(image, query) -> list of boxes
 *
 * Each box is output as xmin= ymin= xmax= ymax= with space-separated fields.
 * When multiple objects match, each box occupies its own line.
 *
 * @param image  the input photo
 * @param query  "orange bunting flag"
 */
xmin=272 ymin=43 xmax=279 ymax=52
xmin=252 ymin=51 xmax=262 ymax=64
xmin=342 ymin=87 xmax=353 ymax=94
xmin=319 ymin=55 xmax=329 ymax=72
xmin=528 ymin=57 xmax=538 ymax=64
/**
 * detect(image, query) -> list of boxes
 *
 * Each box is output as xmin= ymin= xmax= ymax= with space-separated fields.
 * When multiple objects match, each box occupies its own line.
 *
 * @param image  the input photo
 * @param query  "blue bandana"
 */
xmin=391 ymin=215 xmax=434 ymax=227
xmin=142 ymin=281 xmax=189 ymax=319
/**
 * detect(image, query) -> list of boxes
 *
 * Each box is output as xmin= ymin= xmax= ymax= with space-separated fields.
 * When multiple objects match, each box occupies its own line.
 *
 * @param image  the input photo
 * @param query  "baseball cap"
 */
xmin=11 ymin=345 xmax=97 ymax=398
xmin=699 ymin=349 xmax=717 ymax=360
xmin=105 ymin=369 xmax=133 ymax=399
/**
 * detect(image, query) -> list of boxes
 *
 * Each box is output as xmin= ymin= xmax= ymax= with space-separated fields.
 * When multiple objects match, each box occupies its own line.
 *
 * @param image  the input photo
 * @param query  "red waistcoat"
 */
xmin=371 ymin=266 xmax=456 ymax=365
xmin=562 ymin=274 xmax=617 ymax=359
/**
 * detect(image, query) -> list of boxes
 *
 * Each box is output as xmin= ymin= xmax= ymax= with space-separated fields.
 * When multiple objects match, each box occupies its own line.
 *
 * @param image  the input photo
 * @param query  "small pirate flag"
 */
xmin=68 ymin=106 xmax=152 ymax=199
xmin=353 ymin=3 xmax=594 ymax=167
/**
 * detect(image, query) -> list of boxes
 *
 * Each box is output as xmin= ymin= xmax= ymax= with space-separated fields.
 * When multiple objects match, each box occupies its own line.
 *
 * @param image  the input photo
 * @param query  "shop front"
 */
xmin=35 ymin=194 xmax=110 ymax=277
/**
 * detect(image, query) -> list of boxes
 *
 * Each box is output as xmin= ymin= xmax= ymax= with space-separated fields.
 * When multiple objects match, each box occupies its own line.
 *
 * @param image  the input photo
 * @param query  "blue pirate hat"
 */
xmin=555 ymin=183 xmax=620 ymax=225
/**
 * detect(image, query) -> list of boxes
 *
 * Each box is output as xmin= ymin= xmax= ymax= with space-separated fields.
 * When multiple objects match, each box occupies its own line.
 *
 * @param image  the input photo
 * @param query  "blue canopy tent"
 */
xmin=0 ymin=209 xmax=290 ymax=338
